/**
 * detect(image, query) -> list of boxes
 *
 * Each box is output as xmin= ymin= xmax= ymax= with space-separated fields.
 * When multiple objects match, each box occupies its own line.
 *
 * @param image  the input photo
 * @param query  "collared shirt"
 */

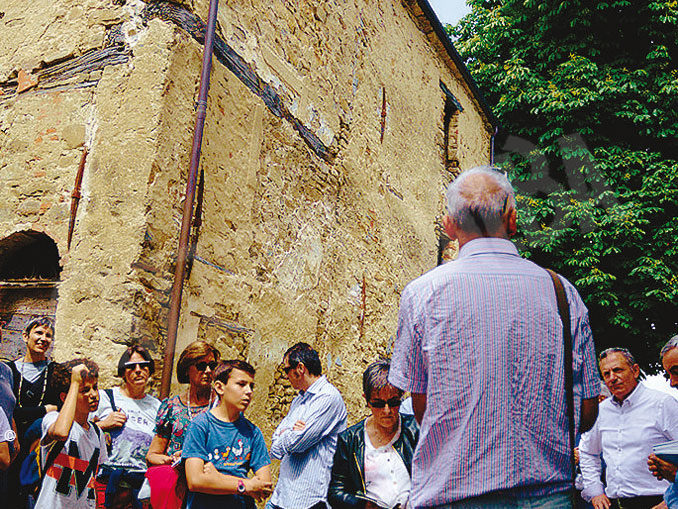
xmin=364 ymin=419 xmax=411 ymax=508
xmin=269 ymin=375 xmax=347 ymax=509
xmin=389 ymin=238 xmax=599 ymax=507
xmin=579 ymin=382 xmax=678 ymax=500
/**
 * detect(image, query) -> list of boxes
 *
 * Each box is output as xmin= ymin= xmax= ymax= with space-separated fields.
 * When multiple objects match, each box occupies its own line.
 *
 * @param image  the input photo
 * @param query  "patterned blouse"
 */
xmin=154 ymin=394 xmax=211 ymax=456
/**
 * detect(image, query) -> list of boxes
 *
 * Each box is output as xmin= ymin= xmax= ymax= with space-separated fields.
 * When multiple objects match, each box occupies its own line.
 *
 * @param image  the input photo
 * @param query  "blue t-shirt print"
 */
xmin=182 ymin=411 xmax=270 ymax=509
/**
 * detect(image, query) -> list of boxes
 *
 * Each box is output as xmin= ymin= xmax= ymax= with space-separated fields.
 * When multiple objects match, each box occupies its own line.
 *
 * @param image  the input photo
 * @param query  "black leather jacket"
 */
xmin=327 ymin=414 xmax=419 ymax=509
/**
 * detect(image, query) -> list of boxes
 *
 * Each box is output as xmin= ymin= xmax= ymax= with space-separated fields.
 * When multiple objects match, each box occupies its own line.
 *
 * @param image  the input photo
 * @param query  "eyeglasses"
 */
xmin=369 ymin=398 xmax=402 ymax=408
xmin=282 ymin=365 xmax=295 ymax=375
xmin=124 ymin=361 xmax=151 ymax=370
xmin=194 ymin=361 xmax=219 ymax=371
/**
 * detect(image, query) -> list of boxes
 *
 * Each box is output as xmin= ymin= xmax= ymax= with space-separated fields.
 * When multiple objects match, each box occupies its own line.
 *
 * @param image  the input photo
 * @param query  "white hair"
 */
xmin=661 ymin=335 xmax=678 ymax=358
xmin=445 ymin=166 xmax=515 ymax=235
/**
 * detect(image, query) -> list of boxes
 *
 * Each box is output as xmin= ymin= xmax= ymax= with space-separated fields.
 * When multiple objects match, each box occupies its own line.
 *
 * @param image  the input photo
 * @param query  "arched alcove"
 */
xmin=0 ymin=231 xmax=60 ymax=360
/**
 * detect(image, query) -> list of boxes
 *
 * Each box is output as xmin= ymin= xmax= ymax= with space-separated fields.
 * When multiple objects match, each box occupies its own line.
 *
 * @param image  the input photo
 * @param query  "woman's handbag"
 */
xmin=145 ymin=464 xmax=187 ymax=509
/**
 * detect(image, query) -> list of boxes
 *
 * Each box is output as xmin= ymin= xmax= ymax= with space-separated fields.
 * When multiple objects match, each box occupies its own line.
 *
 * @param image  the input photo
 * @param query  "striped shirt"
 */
xmin=269 ymin=375 xmax=347 ymax=509
xmin=389 ymin=238 xmax=599 ymax=507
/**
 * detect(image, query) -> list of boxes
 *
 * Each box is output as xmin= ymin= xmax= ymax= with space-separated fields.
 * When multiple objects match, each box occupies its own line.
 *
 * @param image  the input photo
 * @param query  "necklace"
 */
xmin=185 ymin=390 xmax=213 ymax=421
xmin=17 ymin=358 xmax=48 ymax=408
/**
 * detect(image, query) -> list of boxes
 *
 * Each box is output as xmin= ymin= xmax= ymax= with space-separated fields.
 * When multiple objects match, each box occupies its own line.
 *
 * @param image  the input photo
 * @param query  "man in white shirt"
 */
xmin=268 ymin=342 xmax=347 ymax=509
xmin=580 ymin=347 xmax=678 ymax=509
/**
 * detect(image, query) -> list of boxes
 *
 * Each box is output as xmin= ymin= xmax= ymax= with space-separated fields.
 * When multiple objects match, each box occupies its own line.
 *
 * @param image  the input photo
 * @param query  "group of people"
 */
xmin=0 ymin=165 xmax=677 ymax=509
xmin=0 ymin=323 xmax=418 ymax=509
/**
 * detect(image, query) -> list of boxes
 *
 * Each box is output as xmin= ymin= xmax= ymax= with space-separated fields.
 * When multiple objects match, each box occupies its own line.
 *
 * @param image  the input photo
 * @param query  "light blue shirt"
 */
xmin=390 ymin=238 xmax=600 ymax=506
xmin=269 ymin=375 xmax=347 ymax=509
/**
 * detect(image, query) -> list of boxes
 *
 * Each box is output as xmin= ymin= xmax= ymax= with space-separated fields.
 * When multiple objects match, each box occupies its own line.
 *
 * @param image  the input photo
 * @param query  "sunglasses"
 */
xmin=282 ymin=365 xmax=295 ymax=375
xmin=124 ymin=361 xmax=151 ymax=370
xmin=194 ymin=361 xmax=219 ymax=371
xmin=369 ymin=397 xmax=402 ymax=408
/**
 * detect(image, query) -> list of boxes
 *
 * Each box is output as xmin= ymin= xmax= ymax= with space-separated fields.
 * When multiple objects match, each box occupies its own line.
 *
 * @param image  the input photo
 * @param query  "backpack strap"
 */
xmin=39 ymin=439 xmax=65 ymax=480
xmin=546 ymin=269 xmax=576 ymax=493
xmin=105 ymin=388 xmax=117 ymax=412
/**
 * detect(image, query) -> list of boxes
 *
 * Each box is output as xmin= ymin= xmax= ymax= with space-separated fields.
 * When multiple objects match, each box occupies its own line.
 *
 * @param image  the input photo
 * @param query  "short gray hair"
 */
xmin=362 ymin=360 xmax=403 ymax=401
xmin=445 ymin=166 xmax=515 ymax=236
xmin=599 ymin=347 xmax=637 ymax=367
xmin=661 ymin=335 xmax=678 ymax=358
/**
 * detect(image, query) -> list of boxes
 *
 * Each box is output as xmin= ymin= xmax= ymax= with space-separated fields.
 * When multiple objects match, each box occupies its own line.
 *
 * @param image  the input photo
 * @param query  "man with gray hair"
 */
xmin=579 ymin=347 xmax=678 ymax=509
xmin=647 ymin=335 xmax=678 ymax=508
xmin=389 ymin=166 xmax=600 ymax=508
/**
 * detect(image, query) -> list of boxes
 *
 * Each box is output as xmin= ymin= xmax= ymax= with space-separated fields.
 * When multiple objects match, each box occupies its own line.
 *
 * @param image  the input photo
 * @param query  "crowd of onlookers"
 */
xmin=0 ymin=317 xmax=419 ymax=509
xmin=2 ymin=166 xmax=678 ymax=509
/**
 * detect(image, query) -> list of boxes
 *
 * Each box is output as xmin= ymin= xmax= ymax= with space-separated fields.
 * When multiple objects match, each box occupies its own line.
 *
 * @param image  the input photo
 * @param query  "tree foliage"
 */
xmin=452 ymin=0 xmax=678 ymax=369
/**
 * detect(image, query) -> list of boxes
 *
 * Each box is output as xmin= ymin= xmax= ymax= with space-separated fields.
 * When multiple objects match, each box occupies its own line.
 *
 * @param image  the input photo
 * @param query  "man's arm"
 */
xmin=270 ymin=392 xmax=345 ymax=459
xmin=579 ymin=426 xmax=607 ymax=507
xmin=580 ymin=397 xmax=598 ymax=433
xmin=412 ymin=393 xmax=426 ymax=425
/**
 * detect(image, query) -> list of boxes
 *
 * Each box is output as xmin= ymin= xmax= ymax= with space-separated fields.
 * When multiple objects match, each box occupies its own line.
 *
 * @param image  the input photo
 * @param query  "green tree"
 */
xmin=452 ymin=0 xmax=678 ymax=369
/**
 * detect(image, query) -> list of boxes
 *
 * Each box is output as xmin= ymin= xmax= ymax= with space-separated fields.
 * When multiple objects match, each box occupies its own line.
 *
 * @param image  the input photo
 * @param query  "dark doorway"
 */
xmin=0 ymin=231 xmax=60 ymax=360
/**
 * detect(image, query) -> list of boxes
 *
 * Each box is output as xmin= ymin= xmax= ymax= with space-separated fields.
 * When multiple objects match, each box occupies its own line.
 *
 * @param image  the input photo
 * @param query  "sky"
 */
xmin=428 ymin=0 xmax=472 ymax=27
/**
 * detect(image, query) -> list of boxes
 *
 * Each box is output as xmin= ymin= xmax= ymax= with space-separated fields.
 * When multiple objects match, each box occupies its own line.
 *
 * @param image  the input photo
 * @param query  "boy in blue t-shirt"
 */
xmin=182 ymin=359 xmax=271 ymax=509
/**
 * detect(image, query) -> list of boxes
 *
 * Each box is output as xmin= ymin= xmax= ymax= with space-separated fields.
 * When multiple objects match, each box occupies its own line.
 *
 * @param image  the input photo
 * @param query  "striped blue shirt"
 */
xmin=389 ymin=238 xmax=599 ymax=507
xmin=269 ymin=375 xmax=347 ymax=509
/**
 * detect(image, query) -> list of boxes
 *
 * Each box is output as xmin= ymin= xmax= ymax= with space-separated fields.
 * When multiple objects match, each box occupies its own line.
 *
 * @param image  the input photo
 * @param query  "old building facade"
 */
xmin=0 ymin=0 xmax=495 ymax=432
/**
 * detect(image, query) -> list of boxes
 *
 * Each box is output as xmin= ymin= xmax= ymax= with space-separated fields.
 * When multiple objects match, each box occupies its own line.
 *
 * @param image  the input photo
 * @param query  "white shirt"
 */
xmin=93 ymin=387 xmax=160 ymax=471
xmin=36 ymin=411 xmax=108 ymax=509
xmin=364 ymin=420 xmax=411 ymax=509
xmin=579 ymin=382 xmax=678 ymax=500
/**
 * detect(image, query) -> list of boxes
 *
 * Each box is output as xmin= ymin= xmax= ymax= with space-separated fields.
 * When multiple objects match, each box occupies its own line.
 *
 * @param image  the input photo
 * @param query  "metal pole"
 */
xmin=160 ymin=0 xmax=220 ymax=399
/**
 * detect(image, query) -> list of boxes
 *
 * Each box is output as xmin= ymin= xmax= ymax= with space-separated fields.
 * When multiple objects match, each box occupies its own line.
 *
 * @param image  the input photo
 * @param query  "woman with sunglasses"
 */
xmin=146 ymin=341 xmax=220 ymax=467
xmin=92 ymin=344 xmax=160 ymax=508
xmin=328 ymin=360 xmax=419 ymax=509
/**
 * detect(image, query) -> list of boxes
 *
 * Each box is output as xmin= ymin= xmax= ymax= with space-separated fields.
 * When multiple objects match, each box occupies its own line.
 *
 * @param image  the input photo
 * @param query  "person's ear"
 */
xmin=213 ymin=380 xmax=225 ymax=395
xmin=632 ymin=364 xmax=641 ymax=381
xmin=442 ymin=215 xmax=458 ymax=241
xmin=505 ymin=207 xmax=517 ymax=237
xmin=59 ymin=392 xmax=66 ymax=404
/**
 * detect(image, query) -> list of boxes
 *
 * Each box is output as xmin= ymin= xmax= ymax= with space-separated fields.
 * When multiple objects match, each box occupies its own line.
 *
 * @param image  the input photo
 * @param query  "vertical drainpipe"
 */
xmin=160 ymin=0 xmax=220 ymax=399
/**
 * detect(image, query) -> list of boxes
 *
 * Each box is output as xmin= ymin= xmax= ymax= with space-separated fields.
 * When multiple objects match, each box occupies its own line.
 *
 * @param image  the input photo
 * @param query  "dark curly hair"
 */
xmin=52 ymin=358 xmax=99 ymax=402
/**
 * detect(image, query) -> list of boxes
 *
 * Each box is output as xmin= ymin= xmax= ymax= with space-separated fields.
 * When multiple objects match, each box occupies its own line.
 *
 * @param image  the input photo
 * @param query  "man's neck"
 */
xmin=301 ymin=374 xmax=321 ymax=392
xmin=613 ymin=382 xmax=639 ymax=404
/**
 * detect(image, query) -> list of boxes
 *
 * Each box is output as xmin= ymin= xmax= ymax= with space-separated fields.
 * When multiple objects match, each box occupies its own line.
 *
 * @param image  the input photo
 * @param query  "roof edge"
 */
xmin=411 ymin=0 xmax=500 ymax=128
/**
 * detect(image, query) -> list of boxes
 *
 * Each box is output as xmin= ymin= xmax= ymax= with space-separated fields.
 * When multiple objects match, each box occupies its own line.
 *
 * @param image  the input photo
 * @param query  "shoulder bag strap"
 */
xmin=546 ymin=269 xmax=576 ymax=491
xmin=105 ymin=388 xmax=117 ymax=412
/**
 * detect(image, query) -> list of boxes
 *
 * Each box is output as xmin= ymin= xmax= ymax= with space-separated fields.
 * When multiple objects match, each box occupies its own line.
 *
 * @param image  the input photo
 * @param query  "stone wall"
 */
xmin=0 ymin=0 xmax=492 ymax=440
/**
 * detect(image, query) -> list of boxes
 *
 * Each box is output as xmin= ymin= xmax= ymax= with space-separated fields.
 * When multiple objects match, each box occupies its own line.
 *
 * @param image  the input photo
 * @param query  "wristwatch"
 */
xmin=237 ymin=480 xmax=246 ymax=494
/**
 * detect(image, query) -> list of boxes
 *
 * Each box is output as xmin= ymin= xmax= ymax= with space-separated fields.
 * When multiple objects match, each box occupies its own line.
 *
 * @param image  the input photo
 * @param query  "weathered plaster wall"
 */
xmin=1 ymin=0 xmax=491 ymax=440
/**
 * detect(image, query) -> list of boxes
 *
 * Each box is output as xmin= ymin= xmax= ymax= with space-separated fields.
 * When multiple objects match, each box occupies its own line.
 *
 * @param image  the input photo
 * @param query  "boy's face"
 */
xmin=78 ymin=377 xmax=100 ymax=413
xmin=215 ymin=368 xmax=254 ymax=413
